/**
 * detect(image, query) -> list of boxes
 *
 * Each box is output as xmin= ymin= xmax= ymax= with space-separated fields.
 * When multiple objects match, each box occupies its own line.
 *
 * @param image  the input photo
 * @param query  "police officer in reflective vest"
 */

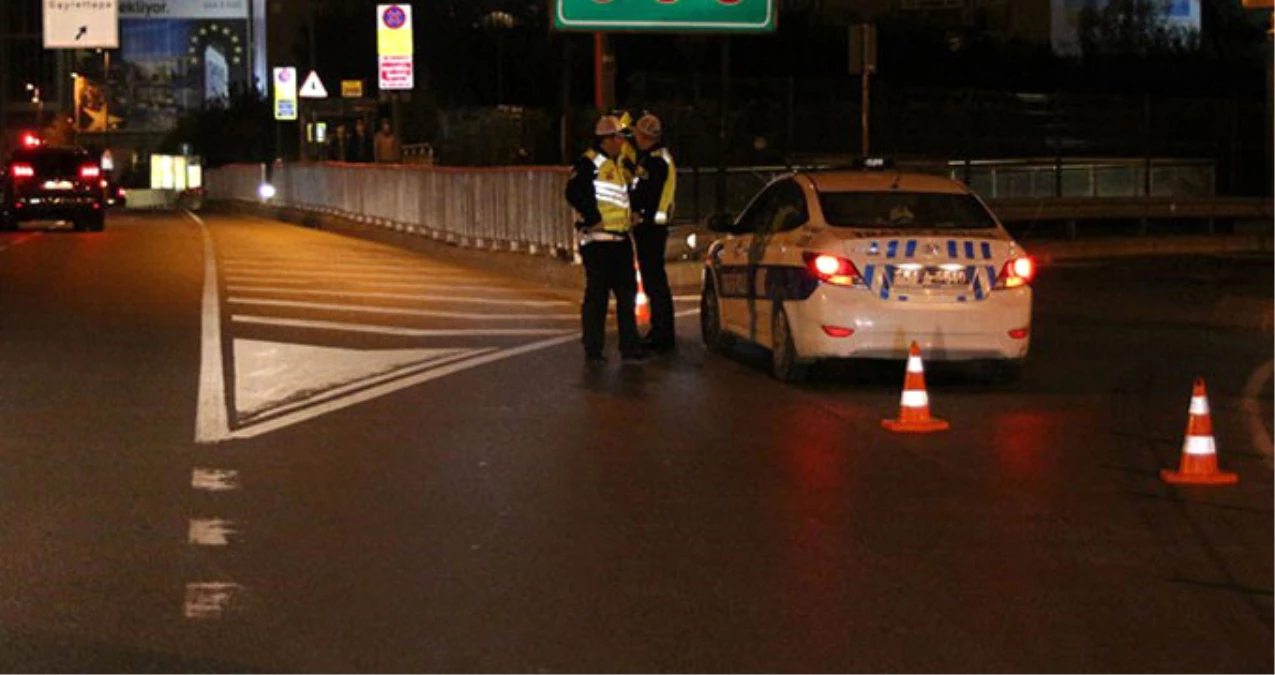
xmin=564 ymin=115 xmax=648 ymax=365
xmin=629 ymin=113 xmax=678 ymax=352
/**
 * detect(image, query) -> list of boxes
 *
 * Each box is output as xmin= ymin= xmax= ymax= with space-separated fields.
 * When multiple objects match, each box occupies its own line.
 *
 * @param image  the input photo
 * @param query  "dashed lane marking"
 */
xmin=183 ymin=582 xmax=243 ymax=620
xmin=234 ymin=316 xmax=569 ymax=337
xmin=227 ymin=297 xmax=578 ymax=321
xmin=225 ymin=285 xmax=571 ymax=307
xmin=191 ymin=468 xmax=240 ymax=491
xmin=188 ymin=519 xmax=239 ymax=546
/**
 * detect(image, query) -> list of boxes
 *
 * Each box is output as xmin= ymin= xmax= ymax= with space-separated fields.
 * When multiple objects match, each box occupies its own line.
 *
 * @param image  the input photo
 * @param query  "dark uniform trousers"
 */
xmin=633 ymin=225 xmax=675 ymax=346
xmin=581 ymin=240 xmax=641 ymax=357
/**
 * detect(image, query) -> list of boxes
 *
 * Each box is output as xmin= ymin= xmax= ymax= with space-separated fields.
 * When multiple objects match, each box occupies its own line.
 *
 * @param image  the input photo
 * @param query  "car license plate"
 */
xmin=42 ymin=180 xmax=72 ymax=190
xmin=894 ymin=266 xmax=967 ymax=287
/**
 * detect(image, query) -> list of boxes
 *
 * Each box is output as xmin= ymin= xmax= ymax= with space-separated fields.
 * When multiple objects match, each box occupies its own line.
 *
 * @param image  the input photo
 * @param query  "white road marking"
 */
xmin=228 ymin=297 xmax=578 ymax=321
xmin=222 ymin=269 xmax=476 ymax=283
xmin=191 ymin=468 xmax=239 ymax=491
xmin=183 ymin=582 xmax=243 ymax=620
xmin=218 ymin=333 xmax=576 ymax=441
xmin=225 ymin=285 xmax=571 ymax=307
xmin=189 ymin=210 xmax=233 ymax=444
xmin=233 ymin=341 xmax=477 ymax=420
xmin=1241 ymin=359 xmax=1274 ymax=468
xmin=673 ymin=295 xmax=701 ymax=302
xmin=221 ymin=260 xmax=469 ymax=275
xmin=0 ymin=232 xmax=42 ymax=253
xmin=188 ymin=518 xmax=238 ymax=546
xmin=224 ymin=277 xmax=529 ymax=294
xmin=234 ymin=315 xmax=569 ymax=337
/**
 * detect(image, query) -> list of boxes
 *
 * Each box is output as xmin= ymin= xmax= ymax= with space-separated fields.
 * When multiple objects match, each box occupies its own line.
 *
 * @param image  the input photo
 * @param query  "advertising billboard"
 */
xmin=78 ymin=0 xmax=252 ymax=133
xmin=1051 ymin=0 xmax=1200 ymax=55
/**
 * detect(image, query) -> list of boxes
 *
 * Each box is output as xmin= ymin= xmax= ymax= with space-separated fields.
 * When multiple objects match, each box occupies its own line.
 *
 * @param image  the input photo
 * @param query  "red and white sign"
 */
xmin=379 ymin=55 xmax=414 ymax=90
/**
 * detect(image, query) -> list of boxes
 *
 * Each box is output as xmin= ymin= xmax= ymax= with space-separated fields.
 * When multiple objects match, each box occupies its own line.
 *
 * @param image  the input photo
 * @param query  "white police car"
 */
xmin=700 ymin=168 xmax=1035 ymax=383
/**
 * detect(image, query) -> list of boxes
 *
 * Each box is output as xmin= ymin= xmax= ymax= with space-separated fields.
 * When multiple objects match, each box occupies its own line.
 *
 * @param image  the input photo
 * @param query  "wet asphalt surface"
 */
xmin=0 ymin=211 xmax=1270 ymax=672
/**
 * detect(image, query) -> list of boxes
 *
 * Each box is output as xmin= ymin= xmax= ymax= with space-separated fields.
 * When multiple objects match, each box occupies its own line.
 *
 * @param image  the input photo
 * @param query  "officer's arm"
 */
xmin=632 ymin=156 xmax=669 ymax=221
xmin=564 ymin=157 xmax=601 ymax=227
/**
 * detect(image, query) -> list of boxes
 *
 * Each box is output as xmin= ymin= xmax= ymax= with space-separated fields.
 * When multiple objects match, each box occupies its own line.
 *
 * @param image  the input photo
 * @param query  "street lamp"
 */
xmin=478 ymin=11 xmax=518 ymax=105
xmin=25 ymin=83 xmax=42 ymax=130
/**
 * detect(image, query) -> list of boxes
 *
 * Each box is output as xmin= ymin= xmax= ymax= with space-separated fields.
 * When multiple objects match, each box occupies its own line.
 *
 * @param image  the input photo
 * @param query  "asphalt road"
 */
xmin=0 ymin=211 xmax=1270 ymax=672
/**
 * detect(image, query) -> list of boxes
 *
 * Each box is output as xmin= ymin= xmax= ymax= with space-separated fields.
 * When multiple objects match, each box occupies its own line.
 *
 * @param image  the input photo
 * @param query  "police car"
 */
xmin=700 ymin=165 xmax=1034 ymax=383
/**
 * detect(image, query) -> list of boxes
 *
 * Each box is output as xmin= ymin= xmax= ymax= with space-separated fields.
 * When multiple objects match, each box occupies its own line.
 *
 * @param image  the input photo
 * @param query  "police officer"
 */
xmin=628 ymin=112 xmax=677 ymax=353
xmin=564 ymin=115 xmax=647 ymax=366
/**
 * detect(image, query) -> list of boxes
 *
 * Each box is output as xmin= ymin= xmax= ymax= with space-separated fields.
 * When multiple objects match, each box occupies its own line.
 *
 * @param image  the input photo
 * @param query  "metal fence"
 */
xmin=207 ymin=162 xmax=577 ymax=256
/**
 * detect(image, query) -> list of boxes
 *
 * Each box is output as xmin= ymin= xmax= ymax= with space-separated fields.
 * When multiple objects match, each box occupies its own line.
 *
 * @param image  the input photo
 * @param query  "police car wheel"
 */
xmin=770 ymin=304 xmax=808 ymax=384
xmin=700 ymin=280 xmax=733 ymax=351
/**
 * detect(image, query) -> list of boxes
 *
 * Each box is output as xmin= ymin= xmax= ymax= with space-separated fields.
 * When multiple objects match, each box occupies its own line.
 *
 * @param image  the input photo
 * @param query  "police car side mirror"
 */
xmin=706 ymin=213 xmax=733 ymax=233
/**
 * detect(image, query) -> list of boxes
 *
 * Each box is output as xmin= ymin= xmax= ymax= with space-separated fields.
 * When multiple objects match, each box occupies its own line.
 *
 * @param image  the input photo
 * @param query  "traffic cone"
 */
xmin=634 ymin=265 xmax=651 ymax=326
xmin=882 ymin=342 xmax=949 ymax=433
xmin=1161 ymin=378 xmax=1238 ymax=486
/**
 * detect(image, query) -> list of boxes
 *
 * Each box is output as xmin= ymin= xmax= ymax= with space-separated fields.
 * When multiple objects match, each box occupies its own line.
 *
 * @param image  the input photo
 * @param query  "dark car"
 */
xmin=1 ymin=145 xmax=105 ymax=231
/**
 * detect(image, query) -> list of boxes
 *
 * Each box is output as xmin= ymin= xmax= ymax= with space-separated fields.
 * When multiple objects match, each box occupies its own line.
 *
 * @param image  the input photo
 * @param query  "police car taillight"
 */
xmin=804 ymin=252 xmax=864 ymax=287
xmin=995 ymin=256 xmax=1035 ymax=289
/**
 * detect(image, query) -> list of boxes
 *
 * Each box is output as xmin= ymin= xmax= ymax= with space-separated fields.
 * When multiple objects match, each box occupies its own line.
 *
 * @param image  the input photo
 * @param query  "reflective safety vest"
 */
xmin=586 ymin=148 xmax=631 ymax=234
xmin=650 ymin=147 xmax=676 ymax=225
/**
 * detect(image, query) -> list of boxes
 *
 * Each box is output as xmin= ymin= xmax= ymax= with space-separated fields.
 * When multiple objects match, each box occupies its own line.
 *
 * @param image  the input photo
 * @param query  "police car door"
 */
xmin=751 ymin=180 xmax=811 ymax=349
xmin=717 ymin=183 xmax=782 ymax=338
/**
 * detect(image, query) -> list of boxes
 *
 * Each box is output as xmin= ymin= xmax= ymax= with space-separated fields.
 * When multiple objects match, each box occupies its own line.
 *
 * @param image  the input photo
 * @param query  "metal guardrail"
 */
xmin=206 ymin=160 xmax=1269 ymax=261
xmin=207 ymin=162 xmax=577 ymax=257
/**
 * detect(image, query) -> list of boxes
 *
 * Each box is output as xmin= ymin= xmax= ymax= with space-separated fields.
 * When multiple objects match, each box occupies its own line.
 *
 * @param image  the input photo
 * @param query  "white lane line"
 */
xmin=223 ymin=277 xmax=529 ymax=294
xmin=183 ymin=582 xmax=243 ymax=620
xmin=673 ymin=295 xmax=700 ymax=302
xmin=216 ymin=337 xmax=585 ymax=440
xmin=189 ymin=210 xmax=232 ymax=444
xmin=228 ymin=297 xmax=578 ymax=321
xmin=222 ymin=260 xmax=469 ymax=274
xmin=188 ymin=518 xmax=239 ymax=546
xmin=222 ymin=269 xmax=477 ymax=282
xmin=1241 ymin=359 xmax=1274 ymax=468
xmin=225 ymin=285 xmax=571 ymax=307
xmin=191 ymin=468 xmax=240 ymax=491
xmin=234 ymin=315 xmax=570 ymax=337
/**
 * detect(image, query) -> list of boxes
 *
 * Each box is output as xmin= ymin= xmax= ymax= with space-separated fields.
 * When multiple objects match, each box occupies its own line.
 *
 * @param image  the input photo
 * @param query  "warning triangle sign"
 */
xmin=299 ymin=71 xmax=328 ymax=99
xmin=231 ymin=339 xmax=484 ymax=425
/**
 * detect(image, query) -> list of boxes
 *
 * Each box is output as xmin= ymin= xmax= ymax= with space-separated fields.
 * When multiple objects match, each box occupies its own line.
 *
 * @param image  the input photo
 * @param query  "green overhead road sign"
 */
xmin=553 ymin=0 xmax=776 ymax=34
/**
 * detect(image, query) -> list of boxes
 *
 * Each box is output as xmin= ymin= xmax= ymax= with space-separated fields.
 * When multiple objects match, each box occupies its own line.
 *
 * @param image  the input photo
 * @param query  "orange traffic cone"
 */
xmin=1161 ymin=378 xmax=1238 ymax=485
xmin=634 ymin=266 xmax=651 ymax=326
xmin=882 ymin=342 xmax=949 ymax=433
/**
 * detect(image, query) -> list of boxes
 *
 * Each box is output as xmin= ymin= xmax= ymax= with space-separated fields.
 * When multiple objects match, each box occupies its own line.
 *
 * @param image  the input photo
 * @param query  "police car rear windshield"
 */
xmin=819 ymin=192 xmax=996 ymax=230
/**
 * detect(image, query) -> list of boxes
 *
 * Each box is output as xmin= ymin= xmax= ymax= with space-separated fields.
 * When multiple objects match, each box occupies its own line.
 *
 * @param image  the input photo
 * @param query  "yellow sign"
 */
xmin=273 ymin=67 xmax=297 ymax=121
xmin=377 ymin=4 xmax=414 ymax=90
xmin=341 ymin=80 xmax=364 ymax=98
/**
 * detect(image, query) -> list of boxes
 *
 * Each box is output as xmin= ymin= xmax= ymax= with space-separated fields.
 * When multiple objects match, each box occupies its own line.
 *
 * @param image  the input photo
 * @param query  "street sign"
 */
xmin=341 ymin=80 xmax=364 ymax=98
xmin=377 ymin=4 xmax=414 ymax=90
xmin=552 ymin=0 xmax=775 ymax=33
xmin=300 ymin=71 xmax=329 ymax=99
xmin=44 ymin=0 xmax=120 ymax=48
xmin=273 ymin=67 xmax=297 ymax=121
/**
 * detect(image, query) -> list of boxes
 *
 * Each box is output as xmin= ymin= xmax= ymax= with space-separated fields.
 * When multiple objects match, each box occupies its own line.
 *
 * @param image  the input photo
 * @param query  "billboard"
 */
xmin=1051 ymin=0 xmax=1201 ymax=55
xmin=82 ymin=0 xmax=252 ymax=133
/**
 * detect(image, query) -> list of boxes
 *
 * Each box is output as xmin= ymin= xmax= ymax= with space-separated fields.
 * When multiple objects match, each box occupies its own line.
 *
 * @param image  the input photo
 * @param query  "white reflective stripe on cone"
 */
xmin=1183 ymin=434 xmax=1216 ymax=456
xmin=901 ymin=389 xmax=929 ymax=408
xmin=1189 ymin=395 xmax=1210 ymax=416
xmin=907 ymin=356 xmax=924 ymax=374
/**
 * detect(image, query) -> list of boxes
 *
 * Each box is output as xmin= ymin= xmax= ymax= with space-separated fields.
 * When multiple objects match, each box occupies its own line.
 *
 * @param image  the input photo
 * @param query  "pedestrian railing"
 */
xmin=207 ymin=162 xmax=578 ymax=257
